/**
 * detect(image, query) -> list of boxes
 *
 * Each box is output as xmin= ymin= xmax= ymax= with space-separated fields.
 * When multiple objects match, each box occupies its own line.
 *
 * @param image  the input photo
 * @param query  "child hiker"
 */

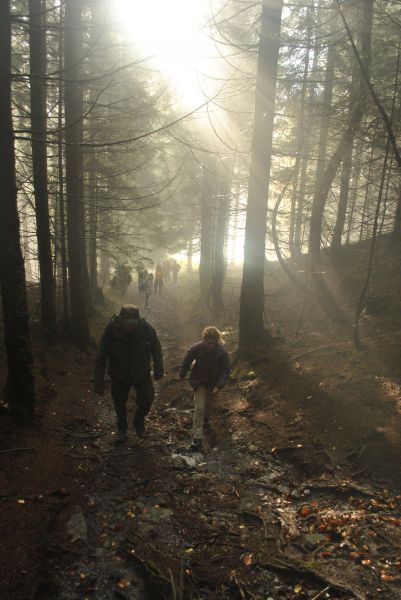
xmin=179 ymin=326 xmax=231 ymax=452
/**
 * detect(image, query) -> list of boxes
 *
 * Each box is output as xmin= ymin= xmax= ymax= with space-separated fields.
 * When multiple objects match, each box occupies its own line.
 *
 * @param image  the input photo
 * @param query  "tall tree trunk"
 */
xmin=187 ymin=238 xmax=193 ymax=274
xmin=88 ymin=168 xmax=99 ymax=298
xmin=353 ymin=142 xmax=390 ymax=349
xmin=293 ymin=11 xmax=315 ymax=257
xmin=393 ymin=187 xmax=401 ymax=245
xmin=315 ymin=6 xmax=336 ymax=194
xmin=0 ymin=1 xmax=36 ymax=419
xmin=199 ymin=157 xmax=215 ymax=301
xmin=239 ymin=0 xmax=283 ymax=350
xmin=289 ymin=15 xmax=311 ymax=258
xmin=230 ymin=181 xmax=240 ymax=264
xmin=29 ymin=0 xmax=57 ymax=337
xmin=331 ymin=141 xmax=353 ymax=256
xmin=64 ymin=0 xmax=90 ymax=345
xmin=345 ymin=163 xmax=360 ymax=245
xmin=212 ymin=166 xmax=230 ymax=319
xmin=57 ymin=10 xmax=69 ymax=324
xmin=86 ymin=0 xmax=109 ymax=304
xmin=331 ymin=63 xmax=359 ymax=257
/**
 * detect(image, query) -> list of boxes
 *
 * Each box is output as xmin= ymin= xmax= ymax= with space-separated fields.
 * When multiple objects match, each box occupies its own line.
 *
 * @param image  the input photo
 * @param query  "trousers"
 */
xmin=111 ymin=376 xmax=154 ymax=432
xmin=192 ymin=386 xmax=213 ymax=441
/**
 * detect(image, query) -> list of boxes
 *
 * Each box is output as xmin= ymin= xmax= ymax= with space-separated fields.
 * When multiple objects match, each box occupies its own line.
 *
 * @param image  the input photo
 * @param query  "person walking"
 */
xmin=171 ymin=259 xmax=181 ymax=284
xmin=154 ymin=264 xmax=164 ymax=295
xmin=137 ymin=266 xmax=148 ymax=295
xmin=163 ymin=259 xmax=171 ymax=283
xmin=180 ymin=326 xmax=231 ymax=452
xmin=144 ymin=272 xmax=154 ymax=308
xmin=94 ymin=304 xmax=164 ymax=445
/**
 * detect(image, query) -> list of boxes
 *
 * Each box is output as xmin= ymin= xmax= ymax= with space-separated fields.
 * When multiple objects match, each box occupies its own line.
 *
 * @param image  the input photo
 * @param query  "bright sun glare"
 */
xmin=114 ymin=0 xmax=213 ymax=107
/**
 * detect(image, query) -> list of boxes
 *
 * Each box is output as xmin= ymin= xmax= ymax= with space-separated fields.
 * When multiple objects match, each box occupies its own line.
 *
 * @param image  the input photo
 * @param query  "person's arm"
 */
xmin=94 ymin=326 xmax=111 ymax=394
xmin=215 ymin=348 xmax=231 ymax=390
xmin=144 ymin=322 xmax=164 ymax=379
xmin=179 ymin=344 xmax=198 ymax=378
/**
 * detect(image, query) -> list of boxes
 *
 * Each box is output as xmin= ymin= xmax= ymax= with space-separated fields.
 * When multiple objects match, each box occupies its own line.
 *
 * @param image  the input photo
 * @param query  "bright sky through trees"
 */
xmin=112 ymin=0 xmax=247 ymax=265
xmin=114 ymin=0 xmax=215 ymax=108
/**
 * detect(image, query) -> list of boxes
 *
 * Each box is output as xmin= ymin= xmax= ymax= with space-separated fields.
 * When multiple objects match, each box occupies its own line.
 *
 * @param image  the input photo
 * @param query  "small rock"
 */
xmin=66 ymin=511 xmax=87 ymax=543
xmin=303 ymin=533 xmax=327 ymax=549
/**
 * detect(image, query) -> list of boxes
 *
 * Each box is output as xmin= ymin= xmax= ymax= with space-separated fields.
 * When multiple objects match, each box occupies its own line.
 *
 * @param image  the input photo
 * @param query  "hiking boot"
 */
xmin=189 ymin=439 xmax=202 ymax=453
xmin=135 ymin=423 xmax=146 ymax=439
xmin=114 ymin=430 xmax=127 ymax=446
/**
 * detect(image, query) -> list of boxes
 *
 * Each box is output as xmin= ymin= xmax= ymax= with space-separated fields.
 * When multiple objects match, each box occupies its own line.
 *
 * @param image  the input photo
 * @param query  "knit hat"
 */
xmin=120 ymin=304 xmax=140 ymax=324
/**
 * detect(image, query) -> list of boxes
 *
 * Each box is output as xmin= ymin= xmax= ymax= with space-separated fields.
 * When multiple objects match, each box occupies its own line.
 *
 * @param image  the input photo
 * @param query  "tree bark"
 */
xmin=293 ymin=12 xmax=316 ymax=257
xmin=314 ymin=6 xmax=336 ymax=196
xmin=199 ymin=157 xmax=215 ymax=301
xmin=331 ymin=61 xmax=359 ymax=257
xmin=331 ymin=141 xmax=353 ymax=256
xmin=187 ymin=238 xmax=193 ymax=274
xmin=56 ymin=9 xmax=69 ymax=324
xmin=238 ymin=0 xmax=283 ymax=350
xmin=212 ymin=165 xmax=231 ymax=319
xmin=29 ymin=0 xmax=57 ymax=337
xmin=290 ymin=34 xmax=310 ymax=257
xmin=0 ymin=1 xmax=36 ymax=419
xmin=64 ymin=0 xmax=90 ymax=345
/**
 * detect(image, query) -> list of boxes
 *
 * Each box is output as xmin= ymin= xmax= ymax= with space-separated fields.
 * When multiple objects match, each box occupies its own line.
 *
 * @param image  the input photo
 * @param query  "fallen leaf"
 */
xmin=117 ymin=579 xmax=130 ymax=589
xmin=381 ymin=573 xmax=396 ymax=581
xmin=243 ymin=553 xmax=253 ymax=567
xmin=298 ymin=505 xmax=312 ymax=517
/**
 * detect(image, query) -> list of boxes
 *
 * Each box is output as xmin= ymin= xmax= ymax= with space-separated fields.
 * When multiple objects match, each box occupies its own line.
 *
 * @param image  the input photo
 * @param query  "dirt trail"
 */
xmin=27 ymin=283 xmax=401 ymax=600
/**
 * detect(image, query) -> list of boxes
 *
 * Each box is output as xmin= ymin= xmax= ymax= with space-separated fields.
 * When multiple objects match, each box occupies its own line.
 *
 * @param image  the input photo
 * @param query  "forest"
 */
xmin=1 ymin=0 xmax=401 ymax=599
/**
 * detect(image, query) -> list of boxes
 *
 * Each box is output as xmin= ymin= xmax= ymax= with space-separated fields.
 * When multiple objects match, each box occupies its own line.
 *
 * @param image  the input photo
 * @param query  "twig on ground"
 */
xmin=370 ymin=525 xmax=401 ymax=550
xmin=288 ymin=343 xmax=351 ymax=362
xmin=260 ymin=555 xmax=366 ymax=600
xmin=311 ymin=587 xmax=330 ymax=600
xmin=230 ymin=571 xmax=256 ymax=599
xmin=168 ymin=567 xmax=177 ymax=600
xmin=0 ymin=447 xmax=34 ymax=454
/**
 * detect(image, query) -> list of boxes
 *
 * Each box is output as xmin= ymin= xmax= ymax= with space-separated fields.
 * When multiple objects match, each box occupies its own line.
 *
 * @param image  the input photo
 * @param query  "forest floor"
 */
xmin=2 ymin=254 xmax=401 ymax=600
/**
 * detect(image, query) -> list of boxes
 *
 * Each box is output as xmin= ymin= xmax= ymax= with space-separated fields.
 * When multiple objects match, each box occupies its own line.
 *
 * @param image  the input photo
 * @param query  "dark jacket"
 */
xmin=180 ymin=341 xmax=231 ymax=390
xmin=94 ymin=317 xmax=163 ymax=392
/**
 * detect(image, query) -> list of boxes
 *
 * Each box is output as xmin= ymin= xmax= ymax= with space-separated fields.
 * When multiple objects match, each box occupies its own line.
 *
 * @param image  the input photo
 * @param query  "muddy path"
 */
xmin=34 ymin=284 xmax=401 ymax=600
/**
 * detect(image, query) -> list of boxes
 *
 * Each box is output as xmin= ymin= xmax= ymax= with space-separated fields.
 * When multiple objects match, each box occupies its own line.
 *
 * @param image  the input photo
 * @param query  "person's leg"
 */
xmin=204 ymin=388 xmax=214 ymax=429
xmin=110 ymin=378 xmax=130 ymax=442
xmin=192 ymin=386 xmax=207 ymax=444
xmin=133 ymin=375 xmax=155 ymax=436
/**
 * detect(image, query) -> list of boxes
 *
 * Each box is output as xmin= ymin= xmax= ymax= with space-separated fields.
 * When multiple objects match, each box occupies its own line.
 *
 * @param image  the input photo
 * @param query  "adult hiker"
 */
xmin=137 ymin=266 xmax=148 ymax=295
xmin=171 ymin=258 xmax=181 ymax=284
xmin=163 ymin=259 xmax=171 ymax=283
xmin=111 ymin=264 xmax=132 ymax=296
xmin=144 ymin=272 xmax=154 ymax=308
xmin=154 ymin=264 xmax=164 ymax=295
xmin=179 ymin=326 xmax=231 ymax=452
xmin=94 ymin=304 xmax=164 ymax=445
